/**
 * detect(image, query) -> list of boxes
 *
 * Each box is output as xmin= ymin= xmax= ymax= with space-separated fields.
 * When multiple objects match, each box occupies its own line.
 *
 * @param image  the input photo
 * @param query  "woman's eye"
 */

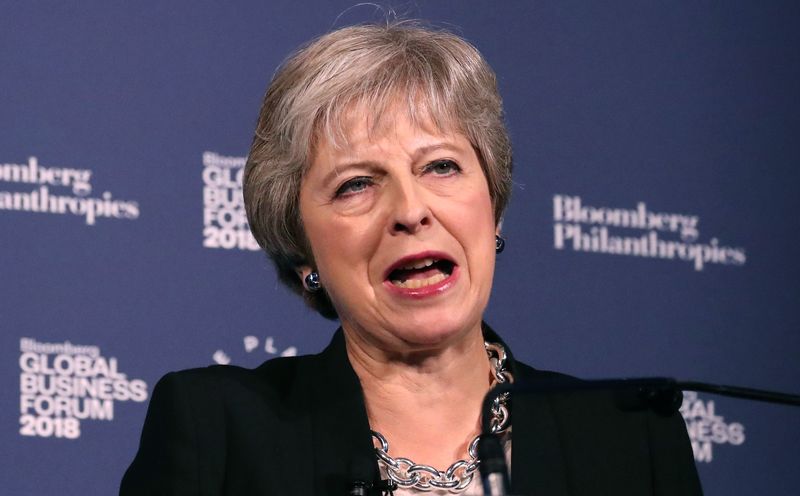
xmin=334 ymin=177 xmax=372 ymax=197
xmin=424 ymin=160 xmax=461 ymax=176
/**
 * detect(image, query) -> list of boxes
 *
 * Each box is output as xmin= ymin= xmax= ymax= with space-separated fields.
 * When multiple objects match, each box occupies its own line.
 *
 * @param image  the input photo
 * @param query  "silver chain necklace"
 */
xmin=371 ymin=342 xmax=513 ymax=493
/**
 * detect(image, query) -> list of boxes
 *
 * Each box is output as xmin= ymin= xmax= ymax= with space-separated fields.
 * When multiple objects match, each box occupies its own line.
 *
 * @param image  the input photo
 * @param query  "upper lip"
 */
xmin=383 ymin=251 xmax=456 ymax=280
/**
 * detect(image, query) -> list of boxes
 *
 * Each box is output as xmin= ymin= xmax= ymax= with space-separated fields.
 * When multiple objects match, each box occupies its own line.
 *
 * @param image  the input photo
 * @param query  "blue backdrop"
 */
xmin=2 ymin=1 xmax=798 ymax=494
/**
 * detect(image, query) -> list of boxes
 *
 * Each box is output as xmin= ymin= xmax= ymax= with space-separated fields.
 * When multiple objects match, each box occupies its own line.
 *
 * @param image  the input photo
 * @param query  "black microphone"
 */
xmin=478 ymin=432 xmax=510 ymax=496
xmin=611 ymin=378 xmax=684 ymax=415
xmin=495 ymin=377 xmax=800 ymax=409
xmin=478 ymin=376 xmax=800 ymax=496
xmin=348 ymin=455 xmax=397 ymax=496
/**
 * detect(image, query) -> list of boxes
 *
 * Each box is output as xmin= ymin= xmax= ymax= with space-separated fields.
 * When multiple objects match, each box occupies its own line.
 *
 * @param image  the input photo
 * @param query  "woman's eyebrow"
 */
xmin=319 ymin=142 xmax=464 ymax=185
xmin=320 ymin=161 xmax=381 ymax=186
xmin=410 ymin=142 xmax=463 ymax=162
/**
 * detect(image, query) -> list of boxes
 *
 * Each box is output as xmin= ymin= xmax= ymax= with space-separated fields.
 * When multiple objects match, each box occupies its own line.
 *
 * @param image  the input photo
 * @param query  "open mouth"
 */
xmin=387 ymin=257 xmax=456 ymax=289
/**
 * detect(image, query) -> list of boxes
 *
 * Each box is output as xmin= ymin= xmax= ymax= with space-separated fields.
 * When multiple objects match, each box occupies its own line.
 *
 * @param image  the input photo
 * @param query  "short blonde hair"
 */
xmin=244 ymin=21 xmax=513 ymax=318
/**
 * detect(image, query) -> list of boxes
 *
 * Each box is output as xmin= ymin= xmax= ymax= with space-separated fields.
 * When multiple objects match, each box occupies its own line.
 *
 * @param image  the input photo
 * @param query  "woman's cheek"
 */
xmin=316 ymin=213 xmax=378 ymax=270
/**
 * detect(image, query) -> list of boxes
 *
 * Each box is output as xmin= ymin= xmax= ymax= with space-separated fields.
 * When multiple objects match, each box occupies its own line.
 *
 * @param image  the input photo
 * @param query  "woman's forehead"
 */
xmin=314 ymin=92 xmax=463 ymax=153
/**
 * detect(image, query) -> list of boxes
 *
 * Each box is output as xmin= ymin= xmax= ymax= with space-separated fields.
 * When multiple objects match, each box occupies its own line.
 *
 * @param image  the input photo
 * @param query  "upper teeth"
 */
xmin=400 ymin=258 xmax=436 ymax=270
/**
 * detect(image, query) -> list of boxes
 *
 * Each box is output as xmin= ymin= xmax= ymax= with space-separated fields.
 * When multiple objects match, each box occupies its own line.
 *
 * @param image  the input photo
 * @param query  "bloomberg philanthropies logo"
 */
xmin=552 ymin=195 xmax=746 ymax=270
xmin=0 ymin=156 xmax=140 ymax=224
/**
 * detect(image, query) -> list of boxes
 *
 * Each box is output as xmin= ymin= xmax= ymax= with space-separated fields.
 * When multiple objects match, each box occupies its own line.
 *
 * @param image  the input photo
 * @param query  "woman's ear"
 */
xmin=295 ymin=265 xmax=313 ymax=284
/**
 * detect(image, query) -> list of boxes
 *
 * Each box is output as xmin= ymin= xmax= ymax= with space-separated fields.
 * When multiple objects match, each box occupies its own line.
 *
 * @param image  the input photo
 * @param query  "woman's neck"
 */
xmin=344 ymin=324 xmax=493 ymax=469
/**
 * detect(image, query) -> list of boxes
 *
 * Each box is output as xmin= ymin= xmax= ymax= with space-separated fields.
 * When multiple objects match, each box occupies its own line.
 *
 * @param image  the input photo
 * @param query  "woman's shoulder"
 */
xmin=512 ymin=360 xmax=677 ymax=418
xmin=149 ymin=353 xmax=321 ymax=407
xmin=121 ymin=354 xmax=328 ymax=494
xmin=509 ymin=361 xmax=701 ymax=494
xmin=512 ymin=359 xmax=579 ymax=384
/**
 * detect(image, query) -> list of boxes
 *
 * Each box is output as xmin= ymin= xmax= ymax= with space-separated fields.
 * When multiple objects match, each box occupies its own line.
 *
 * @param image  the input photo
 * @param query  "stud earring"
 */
xmin=304 ymin=271 xmax=321 ymax=292
xmin=495 ymin=235 xmax=506 ymax=254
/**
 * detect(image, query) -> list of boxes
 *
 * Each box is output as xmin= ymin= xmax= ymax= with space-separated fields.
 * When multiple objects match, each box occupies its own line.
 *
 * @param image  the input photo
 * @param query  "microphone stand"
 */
xmin=478 ymin=377 xmax=800 ymax=496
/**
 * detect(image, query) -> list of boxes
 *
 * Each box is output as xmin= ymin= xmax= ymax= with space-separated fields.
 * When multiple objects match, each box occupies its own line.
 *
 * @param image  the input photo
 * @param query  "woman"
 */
xmin=121 ymin=22 xmax=701 ymax=495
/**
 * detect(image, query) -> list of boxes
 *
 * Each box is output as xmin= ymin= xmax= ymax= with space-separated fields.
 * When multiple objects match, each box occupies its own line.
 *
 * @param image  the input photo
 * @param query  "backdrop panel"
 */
xmin=2 ymin=1 xmax=798 ymax=494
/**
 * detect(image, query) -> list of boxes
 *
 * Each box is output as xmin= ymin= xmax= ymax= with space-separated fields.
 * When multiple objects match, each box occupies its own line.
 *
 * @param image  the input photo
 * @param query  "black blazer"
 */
xmin=121 ymin=328 xmax=702 ymax=495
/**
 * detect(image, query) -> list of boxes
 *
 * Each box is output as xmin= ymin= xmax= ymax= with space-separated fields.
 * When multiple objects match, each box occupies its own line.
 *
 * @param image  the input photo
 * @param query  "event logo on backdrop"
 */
xmin=680 ymin=391 xmax=745 ymax=462
xmin=212 ymin=335 xmax=298 ymax=365
xmin=202 ymin=151 xmax=299 ymax=367
xmin=552 ymin=195 xmax=746 ymax=270
xmin=202 ymin=151 xmax=259 ymax=251
xmin=18 ymin=338 xmax=149 ymax=440
xmin=0 ymin=156 xmax=140 ymax=224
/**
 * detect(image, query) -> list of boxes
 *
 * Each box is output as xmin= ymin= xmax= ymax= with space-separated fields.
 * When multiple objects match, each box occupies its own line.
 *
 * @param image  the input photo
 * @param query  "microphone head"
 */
xmin=348 ymin=454 xmax=377 ymax=496
xmin=477 ymin=434 xmax=507 ymax=475
xmin=641 ymin=385 xmax=683 ymax=416
xmin=614 ymin=383 xmax=683 ymax=416
xmin=478 ymin=434 xmax=511 ymax=495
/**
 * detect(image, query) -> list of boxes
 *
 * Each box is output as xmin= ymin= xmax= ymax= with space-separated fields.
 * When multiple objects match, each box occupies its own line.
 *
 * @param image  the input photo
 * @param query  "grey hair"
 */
xmin=244 ymin=21 xmax=513 ymax=319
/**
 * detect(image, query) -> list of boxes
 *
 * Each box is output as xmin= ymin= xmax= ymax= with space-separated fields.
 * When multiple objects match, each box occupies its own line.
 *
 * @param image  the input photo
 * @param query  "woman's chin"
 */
xmin=389 ymin=313 xmax=481 ymax=350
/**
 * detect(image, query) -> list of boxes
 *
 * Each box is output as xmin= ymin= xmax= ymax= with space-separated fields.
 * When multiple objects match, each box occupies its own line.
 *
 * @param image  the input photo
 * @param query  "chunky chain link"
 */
xmin=371 ymin=342 xmax=513 ymax=493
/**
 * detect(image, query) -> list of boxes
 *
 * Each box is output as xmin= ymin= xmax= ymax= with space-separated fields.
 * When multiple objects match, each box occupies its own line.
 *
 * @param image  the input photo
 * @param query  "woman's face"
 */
xmin=299 ymin=109 xmax=498 ymax=353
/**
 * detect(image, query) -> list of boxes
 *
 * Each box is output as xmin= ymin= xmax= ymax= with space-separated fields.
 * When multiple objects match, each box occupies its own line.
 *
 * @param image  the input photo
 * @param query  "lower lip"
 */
xmin=382 ymin=266 xmax=460 ymax=299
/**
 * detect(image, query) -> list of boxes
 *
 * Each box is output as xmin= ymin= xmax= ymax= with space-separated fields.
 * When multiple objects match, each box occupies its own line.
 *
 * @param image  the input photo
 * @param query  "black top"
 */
xmin=120 ymin=327 xmax=702 ymax=495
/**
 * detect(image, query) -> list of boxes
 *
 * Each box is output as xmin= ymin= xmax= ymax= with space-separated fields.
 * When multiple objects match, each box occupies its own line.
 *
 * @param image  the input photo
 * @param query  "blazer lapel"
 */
xmin=304 ymin=329 xmax=379 ymax=495
xmin=483 ymin=323 xmax=571 ymax=495
xmin=511 ymin=390 xmax=571 ymax=495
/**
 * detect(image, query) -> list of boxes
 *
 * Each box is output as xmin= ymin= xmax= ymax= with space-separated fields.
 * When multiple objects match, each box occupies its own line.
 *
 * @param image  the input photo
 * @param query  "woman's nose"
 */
xmin=389 ymin=181 xmax=431 ymax=235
